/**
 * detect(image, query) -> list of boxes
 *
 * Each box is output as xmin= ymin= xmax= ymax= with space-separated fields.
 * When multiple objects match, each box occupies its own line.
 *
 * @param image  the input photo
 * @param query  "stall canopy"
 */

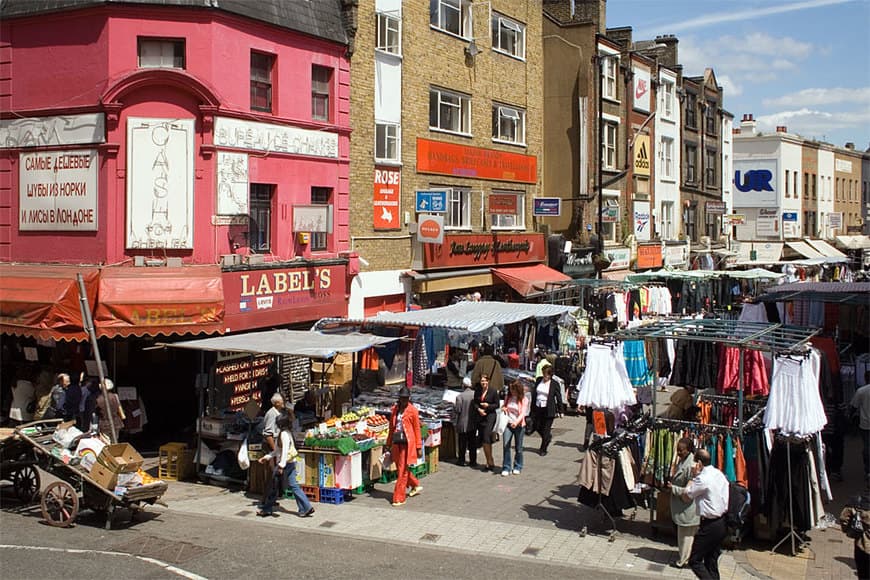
xmin=626 ymin=266 xmax=785 ymax=283
xmin=94 ymin=265 xmax=225 ymax=338
xmin=319 ymin=301 xmax=577 ymax=333
xmin=835 ymin=235 xmax=870 ymax=251
xmin=165 ymin=329 xmax=401 ymax=359
xmin=0 ymin=264 xmax=98 ymax=341
xmin=784 ymin=240 xmax=826 ymax=261
xmin=491 ymin=264 xmax=571 ymax=297
xmin=805 ymin=239 xmax=847 ymax=260
xmin=758 ymin=282 xmax=870 ymax=305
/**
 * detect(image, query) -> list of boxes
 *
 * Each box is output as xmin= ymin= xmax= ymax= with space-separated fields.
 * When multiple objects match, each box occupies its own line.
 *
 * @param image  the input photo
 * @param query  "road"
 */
xmin=0 ymin=502 xmax=655 ymax=580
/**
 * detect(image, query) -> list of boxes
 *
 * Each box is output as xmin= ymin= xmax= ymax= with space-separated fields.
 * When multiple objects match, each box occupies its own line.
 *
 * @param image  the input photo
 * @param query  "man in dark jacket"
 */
xmin=452 ymin=377 xmax=477 ymax=466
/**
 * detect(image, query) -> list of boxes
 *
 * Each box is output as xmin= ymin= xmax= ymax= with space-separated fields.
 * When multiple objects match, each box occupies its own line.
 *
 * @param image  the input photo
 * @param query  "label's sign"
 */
xmin=415 ymin=190 xmax=447 ymax=213
xmin=634 ymin=201 xmax=651 ymax=241
xmin=603 ymin=247 xmax=631 ymax=271
xmin=633 ymin=135 xmax=650 ymax=176
xmin=214 ymin=116 xmax=338 ymax=158
xmin=706 ymin=201 xmax=726 ymax=215
xmin=417 ymin=138 xmax=537 ymax=184
xmin=422 ymin=233 xmax=545 ymax=269
xmin=373 ymin=167 xmax=401 ymax=230
xmin=632 ymin=65 xmax=651 ymax=113
xmin=216 ymin=152 xmax=249 ymax=215
xmin=126 ymin=118 xmax=195 ymax=249
xmin=417 ymin=214 xmax=444 ymax=244
xmin=213 ymin=354 xmax=275 ymax=412
xmin=1 ymin=113 xmax=105 ymax=149
xmin=733 ymin=159 xmax=778 ymax=208
xmin=489 ymin=193 xmax=518 ymax=215
xmin=19 ymin=149 xmax=98 ymax=231
xmin=636 ymin=244 xmax=663 ymax=270
xmin=533 ymin=197 xmax=561 ymax=217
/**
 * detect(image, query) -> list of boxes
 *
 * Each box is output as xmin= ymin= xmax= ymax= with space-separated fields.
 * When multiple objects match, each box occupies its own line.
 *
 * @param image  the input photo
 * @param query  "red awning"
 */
xmin=0 ymin=264 xmax=99 ymax=341
xmin=491 ymin=264 xmax=572 ymax=297
xmin=94 ymin=265 xmax=225 ymax=338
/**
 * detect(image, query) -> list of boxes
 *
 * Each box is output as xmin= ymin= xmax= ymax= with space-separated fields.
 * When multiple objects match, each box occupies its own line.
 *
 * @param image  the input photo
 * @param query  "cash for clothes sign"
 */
xmin=19 ymin=149 xmax=98 ymax=231
xmin=126 ymin=118 xmax=195 ymax=249
xmin=373 ymin=167 xmax=401 ymax=230
xmin=213 ymin=353 xmax=275 ymax=411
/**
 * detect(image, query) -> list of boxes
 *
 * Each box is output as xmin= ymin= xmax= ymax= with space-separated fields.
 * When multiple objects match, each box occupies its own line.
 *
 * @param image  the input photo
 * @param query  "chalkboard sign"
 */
xmin=212 ymin=354 xmax=275 ymax=412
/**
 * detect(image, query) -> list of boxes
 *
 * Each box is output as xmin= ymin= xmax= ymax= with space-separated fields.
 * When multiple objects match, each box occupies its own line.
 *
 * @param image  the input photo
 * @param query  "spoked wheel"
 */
xmin=40 ymin=481 xmax=79 ymax=528
xmin=11 ymin=466 xmax=41 ymax=503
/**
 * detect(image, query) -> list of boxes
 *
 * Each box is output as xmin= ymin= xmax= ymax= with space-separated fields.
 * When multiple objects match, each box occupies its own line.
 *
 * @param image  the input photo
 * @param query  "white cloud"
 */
xmin=763 ymin=87 xmax=870 ymax=107
xmin=755 ymin=107 xmax=870 ymax=141
xmin=678 ymin=34 xmax=808 ymax=80
xmin=717 ymin=75 xmax=743 ymax=97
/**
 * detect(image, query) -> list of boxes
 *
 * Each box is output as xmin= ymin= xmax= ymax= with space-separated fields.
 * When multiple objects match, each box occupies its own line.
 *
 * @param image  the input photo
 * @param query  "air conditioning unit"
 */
xmin=221 ymin=254 xmax=240 ymax=267
xmin=166 ymin=257 xmax=182 ymax=268
xmin=134 ymin=256 xmax=146 ymax=267
xmin=245 ymin=254 xmax=265 ymax=266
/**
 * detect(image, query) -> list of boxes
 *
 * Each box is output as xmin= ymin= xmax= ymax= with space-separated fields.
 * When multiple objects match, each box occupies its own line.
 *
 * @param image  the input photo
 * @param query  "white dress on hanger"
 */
xmin=764 ymin=349 xmax=826 ymax=437
xmin=576 ymin=343 xmax=637 ymax=409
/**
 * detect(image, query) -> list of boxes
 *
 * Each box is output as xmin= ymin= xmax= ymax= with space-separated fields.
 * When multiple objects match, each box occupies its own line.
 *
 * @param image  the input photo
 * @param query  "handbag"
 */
xmin=392 ymin=429 xmax=408 ymax=445
xmin=493 ymin=409 xmax=510 ymax=436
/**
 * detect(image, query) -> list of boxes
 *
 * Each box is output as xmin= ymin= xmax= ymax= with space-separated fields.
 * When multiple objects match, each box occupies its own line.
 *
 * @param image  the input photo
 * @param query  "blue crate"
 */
xmin=319 ymin=487 xmax=351 ymax=505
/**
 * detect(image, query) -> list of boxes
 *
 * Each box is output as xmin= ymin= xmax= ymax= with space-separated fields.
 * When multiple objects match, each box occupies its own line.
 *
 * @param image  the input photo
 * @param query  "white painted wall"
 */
xmin=347 ymin=270 xmax=410 ymax=319
xmin=818 ymin=148 xmax=835 ymax=238
xmin=654 ymin=69 xmax=680 ymax=240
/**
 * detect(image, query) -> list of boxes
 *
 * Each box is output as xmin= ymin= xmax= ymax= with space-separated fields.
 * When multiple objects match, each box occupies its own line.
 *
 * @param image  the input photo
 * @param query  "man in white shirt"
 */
xmin=851 ymin=371 xmax=870 ymax=480
xmin=682 ymin=449 xmax=730 ymax=580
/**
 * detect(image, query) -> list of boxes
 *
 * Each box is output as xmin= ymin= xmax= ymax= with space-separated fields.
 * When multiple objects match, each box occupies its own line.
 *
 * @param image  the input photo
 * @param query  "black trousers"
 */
xmin=457 ymin=431 xmax=477 ymax=465
xmin=856 ymin=545 xmax=869 ymax=579
xmin=532 ymin=407 xmax=554 ymax=453
xmin=689 ymin=516 xmax=727 ymax=579
xmin=823 ymin=431 xmax=844 ymax=474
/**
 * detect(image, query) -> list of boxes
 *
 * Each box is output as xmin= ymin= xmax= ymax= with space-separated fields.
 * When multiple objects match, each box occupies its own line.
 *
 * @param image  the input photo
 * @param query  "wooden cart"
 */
xmin=12 ymin=420 xmax=167 ymax=529
xmin=0 ymin=426 xmax=43 ymax=503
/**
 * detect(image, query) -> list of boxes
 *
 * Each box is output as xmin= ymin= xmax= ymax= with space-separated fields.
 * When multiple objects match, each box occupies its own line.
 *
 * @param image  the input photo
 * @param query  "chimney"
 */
xmin=732 ymin=128 xmax=741 ymax=135
xmin=740 ymin=113 xmax=757 ymax=136
xmin=845 ymin=142 xmax=855 ymax=150
xmin=776 ymin=126 xmax=787 ymax=133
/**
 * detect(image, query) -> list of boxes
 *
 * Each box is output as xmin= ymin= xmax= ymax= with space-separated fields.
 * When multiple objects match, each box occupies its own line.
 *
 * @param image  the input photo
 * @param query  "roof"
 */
xmin=164 ymin=330 xmax=400 ymax=359
xmin=0 ymin=0 xmax=350 ymax=45
xmin=759 ymin=282 xmax=870 ymax=305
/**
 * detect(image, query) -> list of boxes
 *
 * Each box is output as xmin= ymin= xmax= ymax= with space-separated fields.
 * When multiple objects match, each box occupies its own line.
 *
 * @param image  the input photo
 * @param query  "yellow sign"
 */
xmin=633 ymin=135 xmax=650 ymax=176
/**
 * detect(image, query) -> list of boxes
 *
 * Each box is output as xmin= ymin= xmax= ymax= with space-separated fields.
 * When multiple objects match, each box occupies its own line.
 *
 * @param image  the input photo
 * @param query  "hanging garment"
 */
xmin=717 ymin=347 xmax=770 ymax=396
xmin=723 ymin=436 xmax=736 ymax=483
xmin=765 ymin=440 xmax=813 ymax=533
xmin=739 ymin=303 xmax=769 ymax=323
xmin=623 ymin=340 xmax=650 ymax=387
xmin=576 ymin=343 xmax=637 ymax=409
xmin=764 ymin=350 xmax=826 ymax=437
xmin=734 ymin=437 xmax=748 ymax=489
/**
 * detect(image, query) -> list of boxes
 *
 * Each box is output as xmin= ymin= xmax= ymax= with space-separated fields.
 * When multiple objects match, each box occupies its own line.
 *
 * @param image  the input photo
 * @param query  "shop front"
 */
xmin=601 ymin=247 xmax=631 ymax=281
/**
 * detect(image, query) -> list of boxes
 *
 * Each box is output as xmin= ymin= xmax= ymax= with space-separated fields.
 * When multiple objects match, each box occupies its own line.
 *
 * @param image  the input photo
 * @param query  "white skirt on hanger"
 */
xmin=576 ymin=343 xmax=637 ymax=409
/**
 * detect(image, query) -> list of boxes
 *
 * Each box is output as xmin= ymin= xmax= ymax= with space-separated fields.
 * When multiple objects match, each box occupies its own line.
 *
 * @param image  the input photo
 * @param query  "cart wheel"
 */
xmin=41 ymin=481 xmax=79 ymax=528
xmin=12 ymin=466 xmax=41 ymax=503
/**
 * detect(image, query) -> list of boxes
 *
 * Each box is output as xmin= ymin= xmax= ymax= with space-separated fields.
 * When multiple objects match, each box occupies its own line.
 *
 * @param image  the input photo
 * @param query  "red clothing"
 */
xmin=387 ymin=402 xmax=423 ymax=458
xmin=391 ymin=443 xmax=420 ymax=504
xmin=507 ymin=353 xmax=520 ymax=369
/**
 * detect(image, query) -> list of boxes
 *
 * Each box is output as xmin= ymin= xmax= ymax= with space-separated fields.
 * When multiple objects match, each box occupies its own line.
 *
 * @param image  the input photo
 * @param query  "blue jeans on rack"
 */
xmin=502 ymin=424 xmax=524 ymax=472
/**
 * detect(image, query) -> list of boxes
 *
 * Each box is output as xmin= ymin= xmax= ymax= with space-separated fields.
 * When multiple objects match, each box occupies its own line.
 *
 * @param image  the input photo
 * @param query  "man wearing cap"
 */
xmin=387 ymin=387 xmax=423 ymax=506
xmin=453 ymin=377 xmax=477 ymax=467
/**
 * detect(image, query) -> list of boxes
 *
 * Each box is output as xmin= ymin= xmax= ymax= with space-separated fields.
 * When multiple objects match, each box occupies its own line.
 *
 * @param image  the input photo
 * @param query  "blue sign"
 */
xmin=782 ymin=212 xmax=798 ymax=221
xmin=533 ymin=197 xmax=561 ymax=217
xmin=415 ymin=190 xmax=447 ymax=213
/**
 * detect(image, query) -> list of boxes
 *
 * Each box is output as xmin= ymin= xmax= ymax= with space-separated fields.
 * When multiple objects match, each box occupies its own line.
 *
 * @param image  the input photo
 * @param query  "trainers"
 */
xmin=501 ymin=470 xmax=510 ymax=477
xmin=300 ymin=507 xmax=315 ymax=518
xmin=391 ymin=500 xmax=406 ymax=507
xmin=512 ymin=469 xmax=521 ymax=475
xmin=409 ymin=486 xmax=423 ymax=497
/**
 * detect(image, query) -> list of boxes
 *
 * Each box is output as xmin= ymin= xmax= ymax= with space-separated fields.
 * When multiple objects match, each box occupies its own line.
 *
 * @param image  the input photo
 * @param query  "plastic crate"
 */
xmin=283 ymin=489 xmax=295 ymax=500
xmin=352 ymin=481 xmax=375 ymax=495
xmin=426 ymin=446 xmax=439 ymax=474
xmin=378 ymin=470 xmax=398 ymax=484
xmin=410 ymin=463 xmax=428 ymax=478
xmin=319 ymin=487 xmax=351 ymax=505
xmin=299 ymin=484 xmax=320 ymax=503
xmin=158 ymin=442 xmax=195 ymax=481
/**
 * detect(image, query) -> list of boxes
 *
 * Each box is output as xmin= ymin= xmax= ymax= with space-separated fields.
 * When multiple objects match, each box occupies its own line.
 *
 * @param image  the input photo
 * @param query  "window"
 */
xmin=601 ymin=55 xmax=618 ymax=100
xmin=660 ymin=137 xmax=674 ymax=179
xmin=491 ymin=12 xmax=525 ymax=59
xmin=685 ymin=93 xmax=697 ymax=128
xmin=444 ymin=187 xmax=471 ymax=229
xmin=492 ymin=103 xmax=525 ymax=144
xmin=311 ymin=187 xmax=331 ymax=251
xmin=660 ymin=80 xmax=674 ymax=117
xmin=376 ymin=12 xmax=401 ymax=54
xmin=661 ymin=201 xmax=674 ymax=239
xmin=601 ymin=122 xmax=617 ymax=170
xmin=249 ymin=184 xmax=273 ymax=253
xmin=250 ymin=52 xmax=274 ymax=112
xmin=704 ymin=100 xmax=717 ymax=134
xmin=600 ymin=194 xmax=619 ymax=242
xmin=685 ymin=144 xmax=697 ymax=183
xmin=375 ymin=122 xmax=400 ymax=162
xmin=429 ymin=87 xmax=471 ymax=135
xmin=812 ymin=174 xmax=816 ymax=199
xmin=794 ymin=172 xmax=798 ymax=200
xmin=684 ymin=203 xmax=697 ymax=242
xmin=138 ymin=38 xmax=185 ymax=69
xmin=705 ymin=149 xmax=717 ymax=187
xmin=430 ymin=0 xmax=472 ymax=39
xmin=312 ymin=66 xmax=332 ymax=121
xmin=490 ymin=191 xmax=525 ymax=229
xmin=785 ymin=170 xmax=790 ymax=197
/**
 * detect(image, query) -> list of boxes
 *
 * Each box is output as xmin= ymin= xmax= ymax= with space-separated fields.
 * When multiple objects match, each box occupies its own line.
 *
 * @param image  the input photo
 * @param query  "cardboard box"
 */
xmin=98 ymin=443 xmax=144 ymax=473
xmin=303 ymin=453 xmax=319 ymax=487
xmin=198 ymin=417 xmax=231 ymax=437
xmin=90 ymin=461 xmax=119 ymax=490
xmin=319 ymin=454 xmax=336 ymax=488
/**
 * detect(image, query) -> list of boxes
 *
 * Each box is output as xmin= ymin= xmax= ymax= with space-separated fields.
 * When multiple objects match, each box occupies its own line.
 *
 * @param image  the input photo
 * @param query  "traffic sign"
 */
xmin=415 ymin=189 xmax=448 ymax=213
xmin=533 ymin=197 xmax=561 ymax=217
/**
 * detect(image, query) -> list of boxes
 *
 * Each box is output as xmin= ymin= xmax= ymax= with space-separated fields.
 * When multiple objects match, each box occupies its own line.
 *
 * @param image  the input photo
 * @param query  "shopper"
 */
xmin=258 ymin=364 xmax=281 ymax=415
xmin=387 ymin=387 xmax=423 ymax=506
xmin=662 ymin=385 xmax=697 ymax=420
xmin=501 ymin=380 xmax=529 ymax=476
xmin=445 ymin=348 xmax=466 ymax=390
xmin=95 ymin=378 xmax=126 ymax=443
xmin=474 ymin=374 xmax=499 ymax=472
xmin=471 ymin=343 xmax=504 ymax=393
xmin=839 ymin=494 xmax=870 ymax=579
xmin=257 ymin=413 xmax=314 ymax=518
xmin=532 ymin=365 xmax=562 ymax=456
xmin=682 ymin=449 xmax=729 ymax=580
xmin=262 ymin=392 xmax=285 ymax=453
xmin=851 ymin=371 xmax=870 ymax=483
xmin=667 ymin=438 xmax=701 ymax=569
xmin=44 ymin=373 xmax=71 ymax=420
xmin=453 ymin=377 xmax=477 ymax=467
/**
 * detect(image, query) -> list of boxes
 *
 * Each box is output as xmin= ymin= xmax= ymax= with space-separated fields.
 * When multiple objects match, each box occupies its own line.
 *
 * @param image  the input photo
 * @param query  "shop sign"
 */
xmin=417 ymin=214 xmax=444 ymax=244
xmin=489 ymin=193 xmax=518 ymax=215
xmin=373 ymin=167 xmax=401 ymax=230
xmin=127 ymin=118 xmax=195 ymax=249
xmin=632 ymin=65 xmax=651 ymax=113
xmin=422 ymin=233 xmax=545 ymax=269
xmin=663 ymin=242 xmax=689 ymax=267
xmin=293 ymin=205 xmax=332 ymax=233
xmin=634 ymin=201 xmax=651 ymax=241
xmin=706 ymin=201 xmax=726 ymax=215
xmin=835 ymin=159 xmax=852 ymax=173
xmin=753 ymin=242 xmax=783 ymax=263
xmin=563 ymin=246 xmax=595 ymax=278
xmin=415 ymin=189 xmax=447 ymax=213
xmin=1 ymin=113 xmax=105 ymax=149
xmin=216 ymin=152 xmax=249 ymax=215
xmin=828 ymin=212 xmax=843 ymax=228
xmin=533 ymin=197 xmax=561 ymax=217
xmin=19 ymin=149 xmax=98 ymax=231
xmin=213 ymin=353 xmax=275 ymax=411
xmin=214 ymin=116 xmax=338 ymax=158
xmin=636 ymin=244 xmax=663 ymax=269
xmin=756 ymin=208 xmax=779 ymax=237
xmin=603 ymin=247 xmax=631 ymax=271
xmin=724 ymin=214 xmax=745 ymax=225
xmin=416 ymin=138 xmax=537 ymax=184
xmin=633 ymin=135 xmax=650 ymax=176
xmin=601 ymin=205 xmax=619 ymax=223
xmin=733 ymin=159 xmax=778 ymax=208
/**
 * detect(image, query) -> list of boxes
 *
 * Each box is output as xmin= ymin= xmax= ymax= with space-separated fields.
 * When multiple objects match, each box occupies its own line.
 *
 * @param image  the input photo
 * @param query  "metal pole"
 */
xmin=76 ymin=273 xmax=117 ymax=444
xmin=737 ymin=347 xmax=744 ymax=437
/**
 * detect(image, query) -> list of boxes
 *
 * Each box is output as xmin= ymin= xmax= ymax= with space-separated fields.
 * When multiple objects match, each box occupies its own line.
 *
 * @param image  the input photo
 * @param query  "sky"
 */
xmin=606 ymin=0 xmax=870 ymax=150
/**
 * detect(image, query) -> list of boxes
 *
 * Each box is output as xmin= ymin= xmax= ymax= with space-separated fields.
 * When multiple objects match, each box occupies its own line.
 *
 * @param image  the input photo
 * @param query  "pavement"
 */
xmin=145 ymin=385 xmax=868 ymax=580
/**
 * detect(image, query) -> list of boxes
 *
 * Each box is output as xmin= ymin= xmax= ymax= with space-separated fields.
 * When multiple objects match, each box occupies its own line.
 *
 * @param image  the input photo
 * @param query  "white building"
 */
xmin=654 ymin=66 xmax=681 ymax=241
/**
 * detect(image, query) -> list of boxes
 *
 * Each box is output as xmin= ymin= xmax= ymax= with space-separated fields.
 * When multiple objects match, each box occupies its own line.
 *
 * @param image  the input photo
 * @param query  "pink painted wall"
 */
xmin=1 ymin=5 xmax=350 ymax=265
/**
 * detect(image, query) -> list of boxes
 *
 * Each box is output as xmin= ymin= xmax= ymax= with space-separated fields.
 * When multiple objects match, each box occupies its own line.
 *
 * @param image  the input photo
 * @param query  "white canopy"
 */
xmin=164 ymin=330 xmax=401 ymax=359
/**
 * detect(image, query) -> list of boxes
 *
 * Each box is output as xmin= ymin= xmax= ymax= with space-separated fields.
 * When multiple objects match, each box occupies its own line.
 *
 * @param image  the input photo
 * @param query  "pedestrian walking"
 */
xmin=851 ymin=371 xmax=870 ymax=484
xmin=387 ymin=387 xmax=423 ymax=506
xmin=257 ymin=413 xmax=314 ymax=518
xmin=667 ymin=438 xmax=701 ymax=569
xmin=474 ymin=374 xmax=499 ymax=471
xmin=44 ymin=373 xmax=70 ymax=420
xmin=681 ymin=449 xmax=730 ymax=579
xmin=840 ymin=494 xmax=870 ymax=579
xmin=532 ymin=365 xmax=562 ymax=456
xmin=95 ymin=378 xmax=126 ymax=442
xmin=452 ymin=377 xmax=477 ymax=466
xmin=501 ymin=380 xmax=529 ymax=476
xmin=262 ymin=392 xmax=285 ymax=454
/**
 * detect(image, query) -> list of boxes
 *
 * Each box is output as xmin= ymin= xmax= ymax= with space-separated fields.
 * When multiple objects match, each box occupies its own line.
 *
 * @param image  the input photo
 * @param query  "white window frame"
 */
xmin=443 ymin=186 xmax=471 ymax=230
xmin=430 ymin=0 xmax=473 ymax=39
xmin=138 ymin=38 xmax=185 ymax=69
xmin=661 ymin=201 xmax=674 ymax=239
xmin=491 ymin=12 xmax=525 ymax=60
xmin=375 ymin=122 xmax=400 ymax=163
xmin=660 ymin=136 xmax=674 ymax=179
xmin=660 ymin=80 xmax=674 ymax=118
xmin=490 ymin=191 xmax=525 ymax=230
xmin=430 ymin=87 xmax=471 ymax=136
xmin=492 ymin=103 xmax=526 ymax=145
xmin=600 ymin=192 xmax=619 ymax=243
xmin=602 ymin=121 xmax=617 ymax=170
xmin=376 ymin=12 xmax=401 ymax=55
xmin=601 ymin=56 xmax=618 ymax=100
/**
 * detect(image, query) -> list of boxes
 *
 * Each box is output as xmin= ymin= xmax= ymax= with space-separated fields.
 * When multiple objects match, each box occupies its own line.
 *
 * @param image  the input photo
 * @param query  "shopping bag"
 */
xmin=493 ymin=409 xmax=509 ymax=436
xmin=237 ymin=437 xmax=250 ymax=470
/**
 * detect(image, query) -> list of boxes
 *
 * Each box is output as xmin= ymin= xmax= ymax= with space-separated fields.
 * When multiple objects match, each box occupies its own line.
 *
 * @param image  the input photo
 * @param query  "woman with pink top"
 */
xmin=501 ymin=380 xmax=530 ymax=476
